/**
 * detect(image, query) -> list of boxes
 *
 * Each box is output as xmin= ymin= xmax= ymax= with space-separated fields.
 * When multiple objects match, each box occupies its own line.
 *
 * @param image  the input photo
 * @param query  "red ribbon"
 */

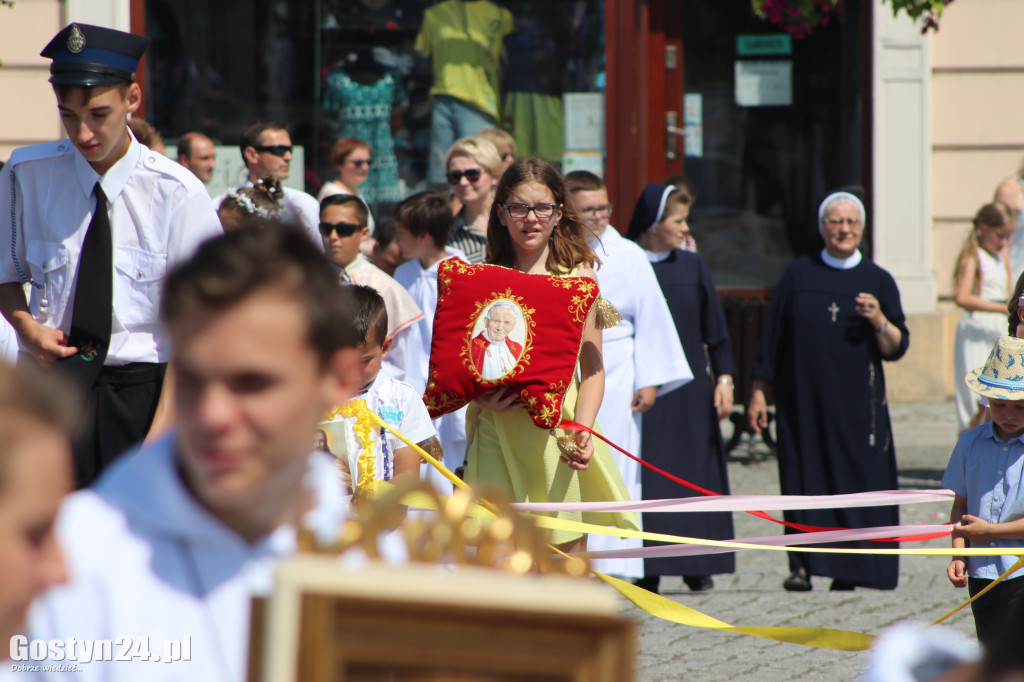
xmin=557 ymin=419 xmax=949 ymax=543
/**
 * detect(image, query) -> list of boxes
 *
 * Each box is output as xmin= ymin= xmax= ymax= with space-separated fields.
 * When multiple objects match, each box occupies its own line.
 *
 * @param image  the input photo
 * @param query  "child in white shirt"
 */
xmin=392 ymin=192 xmax=467 ymax=490
xmin=322 ymin=285 xmax=438 ymax=495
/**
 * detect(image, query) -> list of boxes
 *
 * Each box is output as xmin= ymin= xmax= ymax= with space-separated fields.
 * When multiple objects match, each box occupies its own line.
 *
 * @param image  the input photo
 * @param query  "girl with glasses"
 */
xmin=464 ymin=158 xmax=638 ymax=554
xmin=444 ymin=137 xmax=503 ymax=264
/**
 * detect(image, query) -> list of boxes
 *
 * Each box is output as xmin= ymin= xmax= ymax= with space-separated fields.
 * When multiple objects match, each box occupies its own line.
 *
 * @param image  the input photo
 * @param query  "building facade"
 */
xmin=1 ymin=0 xmax=1013 ymax=401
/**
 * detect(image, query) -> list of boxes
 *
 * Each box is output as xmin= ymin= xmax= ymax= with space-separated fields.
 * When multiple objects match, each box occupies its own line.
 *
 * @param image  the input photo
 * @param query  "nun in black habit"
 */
xmin=627 ymin=183 xmax=737 ymax=594
xmin=748 ymin=191 xmax=910 ymax=591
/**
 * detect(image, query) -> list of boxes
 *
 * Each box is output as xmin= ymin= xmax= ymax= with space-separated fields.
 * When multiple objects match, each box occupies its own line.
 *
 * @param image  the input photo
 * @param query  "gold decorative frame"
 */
xmin=249 ymin=557 xmax=634 ymax=682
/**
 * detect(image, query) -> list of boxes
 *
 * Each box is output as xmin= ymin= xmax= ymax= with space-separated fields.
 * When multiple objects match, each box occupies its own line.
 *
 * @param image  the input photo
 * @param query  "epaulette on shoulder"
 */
xmin=6 ymin=140 xmax=71 ymax=167
xmin=139 ymin=148 xmax=204 ymax=192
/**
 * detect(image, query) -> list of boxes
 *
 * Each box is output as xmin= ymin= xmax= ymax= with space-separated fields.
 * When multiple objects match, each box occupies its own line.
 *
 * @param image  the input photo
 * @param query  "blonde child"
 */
xmin=474 ymin=128 xmax=516 ymax=173
xmin=953 ymin=202 xmax=1014 ymax=433
xmin=465 ymin=158 xmax=637 ymax=553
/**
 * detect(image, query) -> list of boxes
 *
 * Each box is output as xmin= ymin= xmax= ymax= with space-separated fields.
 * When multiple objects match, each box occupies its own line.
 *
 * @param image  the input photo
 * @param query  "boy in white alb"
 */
xmin=392 ymin=192 xmax=467 ymax=490
xmin=565 ymin=171 xmax=692 ymax=579
xmin=320 ymin=194 xmax=423 ymax=382
xmin=323 ymin=285 xmax=437 ymax=495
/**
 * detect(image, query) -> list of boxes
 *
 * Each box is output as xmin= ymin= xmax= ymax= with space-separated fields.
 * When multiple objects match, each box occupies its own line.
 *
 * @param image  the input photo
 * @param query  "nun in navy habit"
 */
xmin=748 ymin=191 xmax=910 ymax=592
xmin=627 ymin=183 xmax=737 ymax=593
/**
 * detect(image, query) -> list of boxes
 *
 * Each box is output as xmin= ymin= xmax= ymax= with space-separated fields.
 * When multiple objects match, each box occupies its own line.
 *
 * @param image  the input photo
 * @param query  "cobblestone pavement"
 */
xmin=629 ymin=401 xmax=970 ymax=682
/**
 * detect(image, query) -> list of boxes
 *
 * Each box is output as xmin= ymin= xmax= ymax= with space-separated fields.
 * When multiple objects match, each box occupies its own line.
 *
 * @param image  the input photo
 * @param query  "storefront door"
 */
xmin=604 ymin=0 xmax=685 ymax=224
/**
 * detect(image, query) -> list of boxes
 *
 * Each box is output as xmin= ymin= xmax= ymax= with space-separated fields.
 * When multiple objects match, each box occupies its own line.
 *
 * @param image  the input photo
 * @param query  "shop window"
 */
xmin=145 ymin=0 xmax=606 ymax=221
xmin=681 ymin=0 xmax=866 ymax=289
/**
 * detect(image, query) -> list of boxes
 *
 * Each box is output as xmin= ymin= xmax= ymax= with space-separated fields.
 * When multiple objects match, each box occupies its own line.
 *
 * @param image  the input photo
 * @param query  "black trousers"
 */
xmin=71 ymin=362 xmax=166 ymax=488
xmin=968 ymin=575 xmax=1024 ymax=647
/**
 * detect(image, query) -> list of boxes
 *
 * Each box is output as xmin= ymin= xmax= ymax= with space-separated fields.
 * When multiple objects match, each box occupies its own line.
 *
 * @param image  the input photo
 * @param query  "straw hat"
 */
xmin=966 ymin=336 xmax=1024 ymax=400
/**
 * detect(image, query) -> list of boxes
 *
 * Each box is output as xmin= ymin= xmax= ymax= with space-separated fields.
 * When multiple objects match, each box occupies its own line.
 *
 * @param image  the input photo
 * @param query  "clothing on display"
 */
xmin=415 ymin=0 xmax=513 ymax=185
xmin=323 ymin=60 xmax=404 ymax=204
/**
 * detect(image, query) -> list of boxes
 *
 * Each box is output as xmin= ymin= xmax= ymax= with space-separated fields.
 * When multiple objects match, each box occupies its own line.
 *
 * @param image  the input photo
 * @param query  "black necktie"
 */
xmin=62 ymin=182 xmax=113 ymax=388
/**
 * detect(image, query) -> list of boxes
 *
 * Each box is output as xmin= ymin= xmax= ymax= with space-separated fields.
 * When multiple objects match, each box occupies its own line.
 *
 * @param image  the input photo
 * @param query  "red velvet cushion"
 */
xmin=424 ymin=259 xmax=599 ymax=429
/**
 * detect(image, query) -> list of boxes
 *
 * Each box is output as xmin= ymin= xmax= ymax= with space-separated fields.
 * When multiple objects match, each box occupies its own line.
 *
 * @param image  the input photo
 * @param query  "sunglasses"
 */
xmin=252 ymin=144 xmax=293 ymax=157
xmin=347 ymin=158 xmax=373 ymax=168
xmin=319 ymin=221 xmax=362 ymax=238
xmin=447 ymin=168 xmax=483 ymax=185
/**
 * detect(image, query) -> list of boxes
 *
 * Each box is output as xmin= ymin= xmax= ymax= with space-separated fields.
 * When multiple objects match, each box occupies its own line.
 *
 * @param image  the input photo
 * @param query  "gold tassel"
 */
xmin=594 ymin=297 xmax=623 ymax=330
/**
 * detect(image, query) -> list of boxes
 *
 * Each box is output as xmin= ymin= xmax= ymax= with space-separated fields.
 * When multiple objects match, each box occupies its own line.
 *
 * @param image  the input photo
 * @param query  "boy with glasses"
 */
xmin=320 ymin=195 xmax=422 ymax=382
xmin=565 ymin=171 xmax=692 ymax=582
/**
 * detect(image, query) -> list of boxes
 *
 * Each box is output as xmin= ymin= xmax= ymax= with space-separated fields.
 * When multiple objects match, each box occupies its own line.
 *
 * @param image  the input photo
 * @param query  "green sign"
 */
xmin=737 ymin=34 xmax=792 ymax=56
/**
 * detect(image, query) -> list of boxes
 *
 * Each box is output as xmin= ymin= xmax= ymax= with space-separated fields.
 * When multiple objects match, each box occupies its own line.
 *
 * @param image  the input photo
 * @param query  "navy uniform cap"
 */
xmin=40 ymin=23 xmax=150 ymax=87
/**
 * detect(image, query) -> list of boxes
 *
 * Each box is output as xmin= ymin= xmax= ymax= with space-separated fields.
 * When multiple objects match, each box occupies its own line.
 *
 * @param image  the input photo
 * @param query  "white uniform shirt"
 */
xmin=0 ymin=136 xmax=222 ymax=364
xmin=217 ymin=180 xmax=324 ymax=252
xmin=393 ymin=248 xmax=468 ymax=490
xmin=22 ymin=433 xmax=398 ymax=682
xmin=586 ymin=224 xmax=692 ymax=578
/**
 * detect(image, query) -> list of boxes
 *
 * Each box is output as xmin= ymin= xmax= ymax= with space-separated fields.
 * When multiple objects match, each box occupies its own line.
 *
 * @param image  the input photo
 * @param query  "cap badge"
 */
xmin=67 ymin=24 xmax=86 ymax=54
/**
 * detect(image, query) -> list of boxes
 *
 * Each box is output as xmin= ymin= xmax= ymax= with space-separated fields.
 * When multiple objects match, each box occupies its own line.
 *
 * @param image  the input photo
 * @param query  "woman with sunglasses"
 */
xmin=445 ymin=137 xmax=503 ymax=264
xmin=463 ymin=158 xmax=638 ymax=553
xmin=319 ymin=138 xmax=376 ymax=236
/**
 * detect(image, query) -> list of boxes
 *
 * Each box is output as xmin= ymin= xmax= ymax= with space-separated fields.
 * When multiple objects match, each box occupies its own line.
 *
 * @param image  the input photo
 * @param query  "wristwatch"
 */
xmin=717 ymin=377 xmax=734 ymax=387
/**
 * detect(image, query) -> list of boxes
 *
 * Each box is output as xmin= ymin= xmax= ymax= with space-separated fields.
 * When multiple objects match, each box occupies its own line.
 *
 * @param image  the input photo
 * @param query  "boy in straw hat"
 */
xmin=943 ymin=335 xmax=1024 ymax=645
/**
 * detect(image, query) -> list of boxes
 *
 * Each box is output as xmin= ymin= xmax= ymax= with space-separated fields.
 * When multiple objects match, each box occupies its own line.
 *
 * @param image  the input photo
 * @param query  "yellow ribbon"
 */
xmin=365 ymin=413 xmax=1010 ymax=650
xmin=929 ymin=555 xmax=1024 ymax=626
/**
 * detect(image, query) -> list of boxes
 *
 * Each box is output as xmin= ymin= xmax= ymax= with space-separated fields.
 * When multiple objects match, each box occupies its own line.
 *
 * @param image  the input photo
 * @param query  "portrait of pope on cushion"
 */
xmin=470 ymin=300 xmax=526 ymax=380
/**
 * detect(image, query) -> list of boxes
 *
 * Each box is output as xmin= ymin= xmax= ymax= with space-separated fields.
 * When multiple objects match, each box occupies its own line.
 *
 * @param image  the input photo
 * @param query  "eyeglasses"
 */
xmin=824 ymin=217 xmax=861 ymax=227
xmin=447 ymin=168 xmax=483 ymax=185
xmin=503 ymin=203 xmax=559 ymax=219
xmin=347 ymin=158 xmax=373 ymax=168
xmin=578 ymin=204 xmax=614 ymax=217
xmin=319 ymin=221 xmax=362 ymax=238
xmin=252 ymin=144 xmax=293 ymax=157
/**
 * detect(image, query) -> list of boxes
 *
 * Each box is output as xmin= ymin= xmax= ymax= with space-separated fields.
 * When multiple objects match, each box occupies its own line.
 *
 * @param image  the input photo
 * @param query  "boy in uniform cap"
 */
xmin=0 ymin=23 xmax=222 ymax=487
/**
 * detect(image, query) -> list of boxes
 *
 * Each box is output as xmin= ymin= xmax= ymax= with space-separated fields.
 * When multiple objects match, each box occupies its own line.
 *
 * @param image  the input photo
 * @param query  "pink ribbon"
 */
xmin=512 ymin=489 xmax=954 ymax=513
xmin=572 ymin=524 xmax=954 ymax=559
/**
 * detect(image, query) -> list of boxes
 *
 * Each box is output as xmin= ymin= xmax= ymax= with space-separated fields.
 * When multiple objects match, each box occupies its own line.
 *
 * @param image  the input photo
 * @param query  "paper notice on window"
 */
xmin=563 ymin=93 xmax=605 ymax=150
xmin=683 ymin=93 xmax=703 ymax=157
xmin=734 ymin=60 xmax=792 ymax=107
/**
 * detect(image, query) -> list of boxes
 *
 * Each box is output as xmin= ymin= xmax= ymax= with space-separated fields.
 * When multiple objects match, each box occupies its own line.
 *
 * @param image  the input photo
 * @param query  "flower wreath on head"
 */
xmin=224 ymin=176 xmax=294 ymax=220
xmin=224 ymin=189 xmax=273 ymax=218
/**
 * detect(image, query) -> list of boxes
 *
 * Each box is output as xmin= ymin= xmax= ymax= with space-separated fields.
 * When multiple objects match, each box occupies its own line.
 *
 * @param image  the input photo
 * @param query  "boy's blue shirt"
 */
xmin=942 ymin=422 xmax=1024 ymax=580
